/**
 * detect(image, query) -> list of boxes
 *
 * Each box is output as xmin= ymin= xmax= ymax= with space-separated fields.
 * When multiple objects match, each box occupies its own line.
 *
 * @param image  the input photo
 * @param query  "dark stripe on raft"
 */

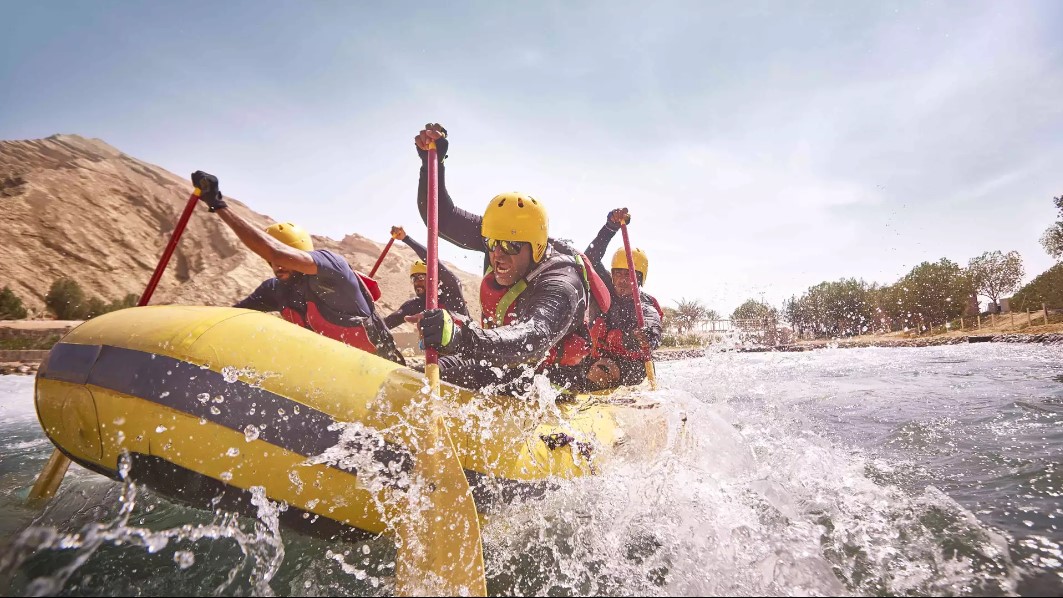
xmin=40 ymin=343 xmax=100 ymax=384
xmin=128 ymin=453 xmax=378 ymax=543
xmin=41 ymin=343 xmax=412 ymax=476
xmin=40 ymin=342 xmax=547 ymax=515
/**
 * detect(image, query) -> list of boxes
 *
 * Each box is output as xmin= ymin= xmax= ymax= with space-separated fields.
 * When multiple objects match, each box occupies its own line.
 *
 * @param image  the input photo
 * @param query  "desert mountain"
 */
xmin=0 ymin=134 xmax=481 ymax=325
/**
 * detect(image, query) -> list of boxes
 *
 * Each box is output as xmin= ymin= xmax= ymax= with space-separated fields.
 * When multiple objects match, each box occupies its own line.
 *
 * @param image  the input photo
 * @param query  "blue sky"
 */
xmin=3 ymin=1 xmax=1061 ymax=314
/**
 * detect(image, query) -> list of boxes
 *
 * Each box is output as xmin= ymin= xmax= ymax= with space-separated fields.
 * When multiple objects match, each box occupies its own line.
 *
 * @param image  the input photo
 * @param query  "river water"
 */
xmin=0 ymin=343 xmax=1060 ymax=596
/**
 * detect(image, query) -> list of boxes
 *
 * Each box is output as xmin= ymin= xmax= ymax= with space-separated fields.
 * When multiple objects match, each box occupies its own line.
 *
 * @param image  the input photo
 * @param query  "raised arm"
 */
xmin=394 ymin=227 xmax=470 ymax=318
xmin=191 ymin=171 xmax=317 ymax=275
xmin=584 ymin=208 xmax=629 ymax=266
xmin=413 ymin=126 xmax=485 ymax=252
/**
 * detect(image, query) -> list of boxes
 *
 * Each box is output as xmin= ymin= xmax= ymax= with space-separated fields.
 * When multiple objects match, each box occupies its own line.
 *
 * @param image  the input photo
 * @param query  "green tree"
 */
xmin=783 ymin=279 xmax=880 ymax=339
xmin=108 ymin=293 xmax=139 ymax=312
xmin=45 ymin=278 xmax=87 ymax=320
xmin=1041 ymin=194 xmax=1063 ymax=260
xmin=968 ymin=250 xmax=1024 ymax=307
xmin=892 ymin=259 xmax=973 ymax=329
xmin=673 ymin=298 xmax=709 ymax=334
xmin=1011 ymin=263 xmax=1063 ymax=310
xmin=661 ymin=306 xmax=679 ymax=333
xmin=731 ymin=298 xmax=777 ymax=325
xmin=0 ymin=286 xmax=28 ymax=320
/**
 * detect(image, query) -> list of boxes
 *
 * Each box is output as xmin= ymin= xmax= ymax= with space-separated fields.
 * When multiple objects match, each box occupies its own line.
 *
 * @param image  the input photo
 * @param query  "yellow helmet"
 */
xmin=265 ymin=222 xmax=313 ymax=251
xmin=410 ymin=260 xmax=427 ymax=276
xmin=611 ymin=247 xmax=649 ymax=283
xmin=481 ymin=192 xmax=549 ymax=262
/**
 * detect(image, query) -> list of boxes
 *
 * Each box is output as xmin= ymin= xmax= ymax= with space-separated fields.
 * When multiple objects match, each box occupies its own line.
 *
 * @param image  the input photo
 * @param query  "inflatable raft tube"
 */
xmin=35 ymin=306 xmax=661 ymax=539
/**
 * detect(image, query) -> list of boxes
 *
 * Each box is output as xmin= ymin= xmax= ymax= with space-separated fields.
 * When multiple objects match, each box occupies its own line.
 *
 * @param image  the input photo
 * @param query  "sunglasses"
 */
xmin=483 ymin=237 xmax=529 ymax=256
xmin=410 ymin=274 xmax=427 ymax=282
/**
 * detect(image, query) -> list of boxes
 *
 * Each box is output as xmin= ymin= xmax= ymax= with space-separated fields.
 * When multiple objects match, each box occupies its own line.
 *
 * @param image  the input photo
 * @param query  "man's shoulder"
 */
xmin=309 ymin=249 xmax=354 ymax=275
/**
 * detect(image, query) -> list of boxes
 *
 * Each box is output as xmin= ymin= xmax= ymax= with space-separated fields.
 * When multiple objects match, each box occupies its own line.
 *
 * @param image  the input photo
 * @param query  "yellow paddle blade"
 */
xmin=644 ymin=360 xmax=657 ymax=391
xmin=27 ymin=449 xmax=71 ymax=504
xmin=392 ymin=364 xmax=486 ymax=596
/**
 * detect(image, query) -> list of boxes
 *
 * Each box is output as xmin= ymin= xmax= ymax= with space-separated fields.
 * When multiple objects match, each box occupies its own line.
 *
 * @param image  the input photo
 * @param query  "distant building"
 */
xmin=1000 ymin=297 xmax=1010 ymax=313
xmin=965 ymin=294 xmax=980 ymax=316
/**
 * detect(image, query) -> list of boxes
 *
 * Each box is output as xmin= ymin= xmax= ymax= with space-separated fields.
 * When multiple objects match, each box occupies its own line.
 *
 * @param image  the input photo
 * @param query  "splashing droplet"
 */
xmin=244 ymin=424 xmax=261 ymax=442
xmin=174 ymin=550 xmax=195 ymax=569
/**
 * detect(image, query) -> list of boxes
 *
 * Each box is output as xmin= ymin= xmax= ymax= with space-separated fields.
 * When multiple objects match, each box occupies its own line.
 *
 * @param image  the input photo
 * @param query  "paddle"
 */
xmin=369 ymin=237 xmax=396 ymax=278
xmin=27 ymin=188 xmax=203 ymax=504
xmin=619 ymin=221 xmax=657 ymax=390
xmin=393 ymin=142 xmax=487 ymax=596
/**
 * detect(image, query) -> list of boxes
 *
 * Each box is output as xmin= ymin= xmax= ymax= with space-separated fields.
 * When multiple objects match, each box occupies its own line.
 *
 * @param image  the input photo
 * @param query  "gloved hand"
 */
xmin=622 ymin=328 xmax=650 ymax=354
xmin=190 ymin=171 xmax=228 ymax=212
xmin=420 ymin=308 xmax=463 ymax=355
xmin=587 ymin=358 xmax=621 ymax=389
xmin=390 ymin=226 xmax=407 ymax=240
xmin=607 ymin=208 xmax=631 ymax=230
xmin=414 ymin=123 xmax=449 ymax=163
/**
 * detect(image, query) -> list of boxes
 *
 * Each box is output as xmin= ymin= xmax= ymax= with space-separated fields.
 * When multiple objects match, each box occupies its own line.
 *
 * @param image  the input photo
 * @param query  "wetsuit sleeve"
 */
xmin=310 ymin=250 xmax=372 ymax=317
xmin=460 ymin=268 xmax=585 ymax=366
xmin=403 ymin=235 xmax=470 ymax=319
xmin=640 ymin=292 xmax=663 ymax=350
xmin=584 ymin=222 xmax=619 ymax=267
xmin=384 ymin=298 xmax=421 ymax=329
xmin=402 ymin=235 xmax=429 ymax=261
xmin=417 ymin=161 xmax=485 ymax=252
xmin=438 ymin=265 xmax=470 ymax=319
xmin=234 ymin=279 xmax=282 ymax=312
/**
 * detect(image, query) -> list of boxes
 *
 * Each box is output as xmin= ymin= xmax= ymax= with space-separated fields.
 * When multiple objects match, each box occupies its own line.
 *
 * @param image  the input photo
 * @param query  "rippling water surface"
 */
xmin=1 ymin=343 xmax=1060 ymax=596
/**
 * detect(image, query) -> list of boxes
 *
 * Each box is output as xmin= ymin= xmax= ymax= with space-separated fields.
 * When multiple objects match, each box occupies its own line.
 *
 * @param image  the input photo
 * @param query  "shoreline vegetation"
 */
xmin=4 ymin=318 xmax=1061 ymax=374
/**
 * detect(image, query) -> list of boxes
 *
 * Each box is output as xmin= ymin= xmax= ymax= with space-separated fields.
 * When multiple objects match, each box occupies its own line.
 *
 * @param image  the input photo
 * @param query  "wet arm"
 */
xmin=216 ymin=208 xmax=317 ymax=274
xmin=461 ymin=272 xmax=583 ymax=366
xmin=403 ymin=235 xmax=471 ymax=318
xmin=416 ymin=161 xmax=485 ymax=252
xmin=584 ymin=222 xmax=619 ymax=266
xmin=385 ymin=299 xmax=420 ymax=329
xmin=640 ymin=293 xmax=663 ymax=349
xmin=234 ymin=279 xmax=281 ymax=312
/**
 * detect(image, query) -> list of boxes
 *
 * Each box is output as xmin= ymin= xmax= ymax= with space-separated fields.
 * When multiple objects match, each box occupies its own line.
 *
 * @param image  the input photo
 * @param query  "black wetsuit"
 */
xmin=584 ymin=222 xmax=663 ymax=387
xmin=416 ymin=155 xmax=590 ymax=394
xmin=383 ymin=235 xmax=471 ymax=329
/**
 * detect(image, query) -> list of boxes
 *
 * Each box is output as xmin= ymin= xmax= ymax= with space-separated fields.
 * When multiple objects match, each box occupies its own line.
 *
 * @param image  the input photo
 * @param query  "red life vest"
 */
xmin=591 ymin=294 xmax=664 ymax=361
xmin=280 ymin=271 xmax=381 ymax=354
xmin=479 ymin=252 xmax=610 ymax=368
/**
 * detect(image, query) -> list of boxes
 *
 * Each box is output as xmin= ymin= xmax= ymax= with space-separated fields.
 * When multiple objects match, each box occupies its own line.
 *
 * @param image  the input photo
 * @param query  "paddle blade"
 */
xmin=27 ymin=449 xmax=71 ymax=503
xmin=393 ymin=383 xmax=486 ymax=595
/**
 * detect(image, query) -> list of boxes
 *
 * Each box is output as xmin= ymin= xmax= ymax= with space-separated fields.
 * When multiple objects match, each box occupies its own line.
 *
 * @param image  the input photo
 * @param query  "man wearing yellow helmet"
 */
xmin=584 ymin=208 xmax=663 ymax=388
xmin=410 ymin=125 xmax=611 ymax=394
xmin=383 ymin=226 xmax=470 ymax=330
xmin=190 ymin=171 xmax=404 ymax=365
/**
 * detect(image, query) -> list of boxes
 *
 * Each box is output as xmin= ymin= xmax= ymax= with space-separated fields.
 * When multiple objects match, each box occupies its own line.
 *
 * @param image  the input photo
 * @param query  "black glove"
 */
xmin=622 ymin=328 xmax=649 ymax=353
xmin=191 ymin=171 xmax=228 ymax=212
xmin=420 ymin=308 xmax=463 ymax=355
xmin=416 ymin=124 xmax=449 ymax=163
xmin=606 ymin=208 xmax=631 ymax=231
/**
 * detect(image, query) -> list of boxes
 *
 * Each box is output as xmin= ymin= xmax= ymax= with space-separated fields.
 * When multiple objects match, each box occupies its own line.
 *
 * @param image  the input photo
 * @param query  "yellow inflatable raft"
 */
xmin=35 ymin=306 xmax=659 ymax=539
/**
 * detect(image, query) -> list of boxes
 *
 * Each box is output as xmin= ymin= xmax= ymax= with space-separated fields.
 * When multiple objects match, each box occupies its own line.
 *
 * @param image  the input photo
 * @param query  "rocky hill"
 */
xmin=0 ymin=134 xmax=480 ymax=324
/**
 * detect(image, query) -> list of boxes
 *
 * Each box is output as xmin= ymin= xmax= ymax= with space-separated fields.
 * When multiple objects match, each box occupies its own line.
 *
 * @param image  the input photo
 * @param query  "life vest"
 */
xmin=280 ymin=271 xmax=383 ymax=355
xmin=590 ymin=293 xmax=664 ymax=361
xmin=479 ymin=251 xmax=611 ymax=367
